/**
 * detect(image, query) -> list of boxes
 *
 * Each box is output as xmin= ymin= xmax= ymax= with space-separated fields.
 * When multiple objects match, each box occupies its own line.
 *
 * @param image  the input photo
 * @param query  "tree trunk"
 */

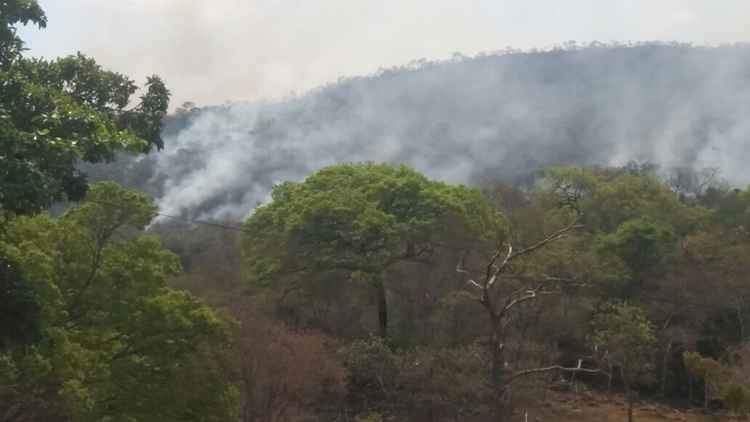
xmin=491 ymin=317 xmax=503 ymax=388
xmin=489 ymin=313 xmax=509 ymax=421
xmin=737 ymin=304 xmax=745 ymax=341
xmin=374 ymin=277 xmax=388 ymax=338
xmin=628 ymin=391 xmax=634 ymax=422
xmin=704 ymin=382 xmax=709 ymax=410
xmin=621 ymin=368 xmax=634 ymax=422
xmin=660 ymin=341 xmax=672 ymax=398
xmin=494 ymin=388 xmax=511 ymax=422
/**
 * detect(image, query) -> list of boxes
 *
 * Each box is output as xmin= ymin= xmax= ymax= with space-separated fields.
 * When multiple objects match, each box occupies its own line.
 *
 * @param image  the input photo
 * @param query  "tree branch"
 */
xmin=506 ymin=359 xmax=601 ymax=386
xmin=506 ymin=221 xmax=582 ymax=264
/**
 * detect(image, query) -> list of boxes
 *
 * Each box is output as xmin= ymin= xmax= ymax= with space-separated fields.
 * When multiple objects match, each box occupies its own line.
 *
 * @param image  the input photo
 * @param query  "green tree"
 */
xmin=596 ymin=218 xmax=675 ymax=297
xmin=683 ymin=351 xmax=723 ymax=410
xmin=0 ymin=0 xmax=46 ymax=65
xmin=540 ymin=165 xmax=698 ymax=234
xmin=1 ymin=0 xmax=170 ymax=216
xmin=242 ymin=163 xmax=502 ymax=338
xmin=0 ymin=182 xmax=234 ymax=421
xmin=590 ymin=303 xmax=657 ymax=422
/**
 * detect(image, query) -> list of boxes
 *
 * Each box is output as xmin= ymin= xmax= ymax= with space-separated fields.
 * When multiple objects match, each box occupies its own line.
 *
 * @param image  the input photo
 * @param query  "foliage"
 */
xmin=590 ymin=303 xmax=657 ymax=386
xmin=0 ymin=1 xmax=170 ymax=216
xmin=683 ymin=351 xmax=724 ymax=409
xmin=0 ymin=250 xmax=41 ymax=348
xmin=125 ymin=163 xmax=750 ymax=418
xmin=243 ymin=163 xmax=504 ymax=337
xmin=541 ymin=165 xmax=701 ymax=233
xmin=245 ymin=163 xmax=502 ymax=277
xmin=0 ymin=0 xmax=46 ymax=66
xmin=355 ymin=412 xmax=385 ymax=422
xmin=11 ymin=0 xmax=750 ymax=417
xmin=342 ymin=339 xmax=493 ymax=419
xmin=590 ymin=302 xmax=657 ymax=421
xmin=397 ymin=344 xmax=492 ymax=419
xmin=682 ymin=344 xmax=750 ymax=414
xmin=229 ymin=306 xmax=346 ymax=422
xmin=342 ymin=336 xmax=399 ymax=402
xmin=722 ymin=384 xmax=750 ymax=415
xmin=0 ymin=182 xmax=233 ymax=421
xmin=595 ymin=218 xmax=675 ymax=298
xmin=597 ymin=218 xmax=674 ymax=272
xmin=723 ymin=344 xmax=750 ymax=410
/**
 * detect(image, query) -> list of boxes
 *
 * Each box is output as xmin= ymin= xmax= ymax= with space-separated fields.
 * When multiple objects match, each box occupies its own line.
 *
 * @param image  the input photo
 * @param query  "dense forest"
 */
xmin=5 ymin=2 xmax=750 ymax=422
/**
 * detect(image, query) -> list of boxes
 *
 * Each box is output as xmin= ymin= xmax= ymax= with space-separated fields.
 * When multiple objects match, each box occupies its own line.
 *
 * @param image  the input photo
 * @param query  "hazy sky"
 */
xmin=18 ymin=1 xmax=750 ymax=107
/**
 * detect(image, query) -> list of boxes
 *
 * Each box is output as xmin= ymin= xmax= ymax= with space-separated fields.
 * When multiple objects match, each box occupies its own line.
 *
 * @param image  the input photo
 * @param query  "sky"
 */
xmin=18 ymin=1 xmax=750 ymax=108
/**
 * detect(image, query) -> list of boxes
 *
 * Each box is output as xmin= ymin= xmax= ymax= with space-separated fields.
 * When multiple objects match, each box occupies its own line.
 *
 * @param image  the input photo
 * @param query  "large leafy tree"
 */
xmin=243 ymin=163 xmax=503 ymax=338
xmin=0 ymin=183 xmax=234 ymax=421
xmin=1 ymin=0 xmax=170 ymax=216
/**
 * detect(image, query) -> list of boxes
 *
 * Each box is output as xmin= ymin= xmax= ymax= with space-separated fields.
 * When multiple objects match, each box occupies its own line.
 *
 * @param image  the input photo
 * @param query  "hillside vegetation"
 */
xmin=5 ymin=2 xmax=750 ymax=421
xmin=85 ymin=41 xmax=750 ymax=220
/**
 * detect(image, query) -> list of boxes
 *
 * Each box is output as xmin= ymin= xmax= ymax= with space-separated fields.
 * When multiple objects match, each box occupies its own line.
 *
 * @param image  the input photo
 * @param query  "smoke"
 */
xmin=23 ymin=1 xmax=750 ymax=108
xmin=115 ymin=44 xmax=750 ymax=221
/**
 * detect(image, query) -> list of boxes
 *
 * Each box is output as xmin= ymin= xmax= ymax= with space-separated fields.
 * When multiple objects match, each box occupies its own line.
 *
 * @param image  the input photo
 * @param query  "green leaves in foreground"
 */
xmin=0 ymin=182 xmax=234 ymax=421
xmin=0 ymin=55 xmax=170 ymax=215
xmin=1 ymin=1 xmax=170 ymax=215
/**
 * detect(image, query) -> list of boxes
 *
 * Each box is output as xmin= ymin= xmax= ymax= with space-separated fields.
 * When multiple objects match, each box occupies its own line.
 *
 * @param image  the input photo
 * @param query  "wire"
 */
xmin=81 ymin=198 xmax=249 ymax=232
xmin=152 ymin=212 xmax=247 ymax=232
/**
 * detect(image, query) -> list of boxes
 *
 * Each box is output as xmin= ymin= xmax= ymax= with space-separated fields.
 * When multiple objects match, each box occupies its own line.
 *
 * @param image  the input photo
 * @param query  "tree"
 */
xmin=455 ymin=200 xmax=600 ymax=421
xmin=0 ymin=249 xmax=41 ymax=349
xmin=0 ymin=182 xmax=234 ymax=421
xmin=683 ymin=351 xmax=723 ymax=410
xmin=719 ymin=343 xmax=750 ymax=417
xmin=0 ymin=0 xmax=46 ymax=66
xmin=540 ymin=165 xmax=695 ymax=235
xmin=596 ymin=217 xmax=675 ymax=298
xmin=230 ymin=304 xmax=346 ymax=422
xmin=1 ymin=0 xmax=170 ymax=216
xmin=590 ymin=303 xmax=657 ymax=422
xmin=242 ymin=163 xmax=502 ymax=338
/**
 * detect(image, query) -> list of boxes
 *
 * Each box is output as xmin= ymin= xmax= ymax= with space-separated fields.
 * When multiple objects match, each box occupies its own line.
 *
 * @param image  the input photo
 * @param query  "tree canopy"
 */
xmin=0 ymin=0 xmax=46 ymax=65
xmin=0 ymin=1 xmax=170 ymax=216
xmin=243 ymin=163 xmax=504 ymax=337
xmin=0 ymin=182 xmax=234 ymax=421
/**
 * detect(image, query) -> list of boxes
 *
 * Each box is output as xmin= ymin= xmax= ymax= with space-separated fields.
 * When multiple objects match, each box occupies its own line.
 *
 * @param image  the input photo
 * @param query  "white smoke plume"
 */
xmin=124 ymin=44 xmax=750 ymax=221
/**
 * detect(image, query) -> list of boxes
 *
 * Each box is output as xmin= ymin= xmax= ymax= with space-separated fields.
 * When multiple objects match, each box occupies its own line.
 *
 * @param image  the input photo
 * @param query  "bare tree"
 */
xmin=457 ymin=214 xmax=599 ymax=420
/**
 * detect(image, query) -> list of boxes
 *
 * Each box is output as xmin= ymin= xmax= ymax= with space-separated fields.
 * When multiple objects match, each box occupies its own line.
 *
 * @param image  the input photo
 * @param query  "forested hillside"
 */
xmin=5 ymin=2 xmax=750 ymax=422
xmin=85 ymin=42 xmax=750 ymax=220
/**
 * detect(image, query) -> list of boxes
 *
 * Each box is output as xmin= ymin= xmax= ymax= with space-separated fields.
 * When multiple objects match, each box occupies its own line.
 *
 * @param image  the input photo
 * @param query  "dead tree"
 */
xmin=457 ymin=215 xmax=599 ymax=421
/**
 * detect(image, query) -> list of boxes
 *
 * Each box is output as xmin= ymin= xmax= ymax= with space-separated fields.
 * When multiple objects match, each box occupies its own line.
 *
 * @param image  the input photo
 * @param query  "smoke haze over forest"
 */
xmin=87 ymin=44 xmax=750 ymax=220
xmin=21 ymin=1 xmax=750 ymax=107
xmin=20 ymin=1 xmax=750 ymax=220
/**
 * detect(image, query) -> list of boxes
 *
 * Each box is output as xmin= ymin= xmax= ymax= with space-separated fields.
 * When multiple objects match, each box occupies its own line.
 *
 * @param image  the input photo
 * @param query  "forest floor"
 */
xmin=521 ymin=390 xmax=738 ymax=422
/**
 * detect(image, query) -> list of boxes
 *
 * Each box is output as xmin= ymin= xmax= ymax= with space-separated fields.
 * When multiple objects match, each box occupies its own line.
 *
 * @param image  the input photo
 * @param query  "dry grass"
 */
xmin=515 ymin=390 xmax=737 ymax=422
